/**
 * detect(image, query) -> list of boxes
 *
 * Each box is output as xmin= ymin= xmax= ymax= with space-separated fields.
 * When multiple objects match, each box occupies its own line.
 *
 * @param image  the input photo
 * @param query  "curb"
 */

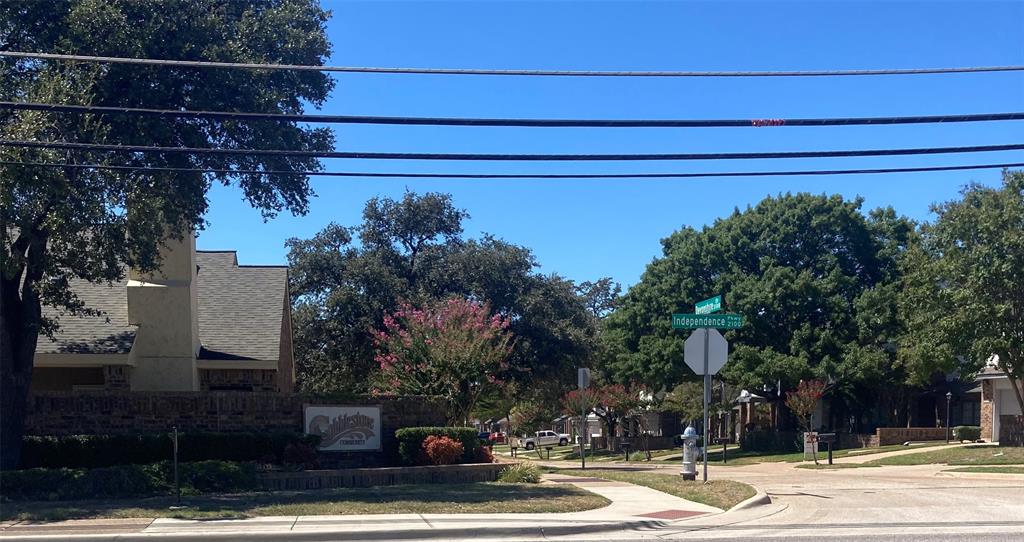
xmin=728 ymin=488 xmax=771 ymax=511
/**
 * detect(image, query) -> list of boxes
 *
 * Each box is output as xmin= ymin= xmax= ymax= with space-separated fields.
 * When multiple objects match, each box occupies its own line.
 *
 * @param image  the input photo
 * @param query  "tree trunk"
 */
xmin=1 ymin=284 xmax=40 ymax=471
xmin=1 ymin=234 xmax=46 ymax=470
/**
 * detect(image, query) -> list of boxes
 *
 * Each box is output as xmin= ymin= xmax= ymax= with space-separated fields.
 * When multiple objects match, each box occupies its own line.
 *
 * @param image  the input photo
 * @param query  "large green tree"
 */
xmin=287 ymin=191 xmax=601 ymax=398
xmin=603 ymin=193 xmax=914 ymax=428
xmin=900 ymin=171 xmax=1024 ymax=417
xmin=0 ymin=0 xmax=334 ymax=469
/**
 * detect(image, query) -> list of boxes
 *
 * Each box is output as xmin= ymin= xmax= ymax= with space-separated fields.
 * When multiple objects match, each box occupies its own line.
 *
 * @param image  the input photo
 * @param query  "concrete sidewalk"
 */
xmin=0 ymin=473 xmax=754 ymax=541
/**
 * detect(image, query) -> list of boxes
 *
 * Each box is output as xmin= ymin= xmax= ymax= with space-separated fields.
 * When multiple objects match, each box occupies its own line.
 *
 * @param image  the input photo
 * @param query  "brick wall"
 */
xmin=25 ymin=391 xmax=446 ymax=441
xmin=199 ymin=369 xmax=278 ymax=392
xmin=875 ymin=427 xmax=949 ymax=446
xmin=838 ymin=433 xmax=879 ymax=449
xmin=999 ymin=415 xmax=1024 ymax=447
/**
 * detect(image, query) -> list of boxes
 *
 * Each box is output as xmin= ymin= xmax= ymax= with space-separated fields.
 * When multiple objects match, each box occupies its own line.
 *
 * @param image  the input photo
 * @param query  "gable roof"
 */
xmin=195 ymin=251 xmax=287 ymax=362
xmin=35 ymin=251 xmax=287 ymax=362
xmin=36 ymin=274 xmax=136 ymax=355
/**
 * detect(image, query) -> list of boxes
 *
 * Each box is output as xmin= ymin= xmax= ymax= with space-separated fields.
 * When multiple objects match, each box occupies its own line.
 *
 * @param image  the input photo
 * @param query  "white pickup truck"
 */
xmin=522 ymin=430 xmax=570 ymax=450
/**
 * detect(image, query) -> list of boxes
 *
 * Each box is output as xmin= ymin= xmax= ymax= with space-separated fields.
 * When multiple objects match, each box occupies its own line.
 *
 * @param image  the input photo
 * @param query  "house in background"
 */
xmin=977 ymin=361 xmax=1024 ymax=442
xmin=31 ymin=234 xmax=294 ymax=392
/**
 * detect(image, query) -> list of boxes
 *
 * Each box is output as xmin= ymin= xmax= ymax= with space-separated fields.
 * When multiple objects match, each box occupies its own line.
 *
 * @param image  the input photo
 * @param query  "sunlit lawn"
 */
xmin=864 ymin=445 xmax=1024 ymax=467
xmin=556 ymin=469 xmax=755 ymax=511
xmin=0 ymin=483 xmax=609 ymax=522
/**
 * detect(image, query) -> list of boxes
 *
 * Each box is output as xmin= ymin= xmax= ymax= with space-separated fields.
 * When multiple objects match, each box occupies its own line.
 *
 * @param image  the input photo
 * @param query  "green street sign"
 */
xmin=695 ymin=295 xmax=722 ymax=315
xmin=672 ymin=313 xmax=743 ymax=330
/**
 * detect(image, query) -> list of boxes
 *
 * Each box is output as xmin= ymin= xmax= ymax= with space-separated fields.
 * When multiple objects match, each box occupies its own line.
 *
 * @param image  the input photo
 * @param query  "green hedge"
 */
xmin=394 ymin=427 xmax=481 ymax=466
xmin=740 ymin=430 xmax=800 ymax=452
xmin=20 ymin=432 xmax=319 ymax=469
xmin=0 ymin=461 xmax=259 ymax=501
xmin=954 ymin=426 xmax=981 ymax=441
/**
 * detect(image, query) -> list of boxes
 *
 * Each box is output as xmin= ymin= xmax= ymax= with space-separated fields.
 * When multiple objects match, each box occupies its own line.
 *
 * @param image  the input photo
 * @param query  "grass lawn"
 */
xmin=0 ymin=483 xmax=609 ymax=522
xmin=795 ymin=463 xmax=880 ymax=470
xmin=943 ymin=466 xmax=1024 ymax=474
xmin=864 ymin=445 xmax=1024 ymax=467
xmin=556 ymin=469 xmax=755 ymax=511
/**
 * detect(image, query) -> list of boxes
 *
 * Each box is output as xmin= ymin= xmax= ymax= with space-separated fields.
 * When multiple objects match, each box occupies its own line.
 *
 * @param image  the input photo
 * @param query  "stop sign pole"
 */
xmin=673 ymin=296 xmax=740 ymax=483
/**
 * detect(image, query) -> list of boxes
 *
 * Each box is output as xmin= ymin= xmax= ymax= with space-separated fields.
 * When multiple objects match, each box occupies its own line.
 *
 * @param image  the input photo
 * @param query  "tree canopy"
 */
xmin=0 ymin=0 xmax=335 ymax=470
xmin=287 ymin=190 xmax=604 ymax=399
xmin=899 ymin=170 xmax=1024 ymax=415
xmin=602 ymin=193 xmax=915 ymax=427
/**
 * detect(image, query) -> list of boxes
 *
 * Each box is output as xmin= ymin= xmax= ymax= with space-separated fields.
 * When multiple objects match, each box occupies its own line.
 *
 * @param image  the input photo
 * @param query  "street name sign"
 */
xmin=684 ymin=328 xmax=728 ymax=376
xmin=671 ymin=313 xmax=743 ymax=329
xmin=694 ymin=295 xmax=722 ymax=315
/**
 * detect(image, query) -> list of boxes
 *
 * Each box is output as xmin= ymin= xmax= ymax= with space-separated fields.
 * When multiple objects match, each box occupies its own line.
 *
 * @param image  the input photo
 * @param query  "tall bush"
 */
xmin=394 ymin=427 xmax=481 ymax=466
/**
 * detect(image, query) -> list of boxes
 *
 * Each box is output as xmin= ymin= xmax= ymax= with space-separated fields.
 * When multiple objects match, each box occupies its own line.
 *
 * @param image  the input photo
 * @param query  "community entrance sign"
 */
xmin=305 ymin=405 xmax=382 ymax=451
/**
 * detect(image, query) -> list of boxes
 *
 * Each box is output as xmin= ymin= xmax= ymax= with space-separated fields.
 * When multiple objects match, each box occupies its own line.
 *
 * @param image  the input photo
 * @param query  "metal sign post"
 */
xmin=702 ymin=329 xmax=710 ymax=483
xmin=578 ymin=368 xmax=590 ymax=470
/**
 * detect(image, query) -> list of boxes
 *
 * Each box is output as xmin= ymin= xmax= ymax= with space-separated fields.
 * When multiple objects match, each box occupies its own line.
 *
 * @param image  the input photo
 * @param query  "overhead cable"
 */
xmin=2 ymin=140 xmax=1023 ymax=161
xmin=3 ymin=51 xmax=1023 ymax=77
xmin=4 ymin=101 xmax=1023 ymax=128
xmin=3 ymin=160 xmax=1022 ymax=179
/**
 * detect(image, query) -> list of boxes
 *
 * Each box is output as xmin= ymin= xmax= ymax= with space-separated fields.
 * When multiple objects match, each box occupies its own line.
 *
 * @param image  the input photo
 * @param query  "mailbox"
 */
xmin=817 ymin=432 xmax=837 ymax=464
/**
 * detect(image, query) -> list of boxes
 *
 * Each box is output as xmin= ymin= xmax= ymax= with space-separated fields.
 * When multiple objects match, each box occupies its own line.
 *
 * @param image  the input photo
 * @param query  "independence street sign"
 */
xmin=694 ymin=295 xmax=722 ymax=315
xmin=672 ymin=313 xmax=743 ymax=330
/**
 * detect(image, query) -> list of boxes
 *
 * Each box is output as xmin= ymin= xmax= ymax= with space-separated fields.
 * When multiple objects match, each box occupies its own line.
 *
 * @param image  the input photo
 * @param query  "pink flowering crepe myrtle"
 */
xmin=372 ymin=298 xmax=514 ymax=424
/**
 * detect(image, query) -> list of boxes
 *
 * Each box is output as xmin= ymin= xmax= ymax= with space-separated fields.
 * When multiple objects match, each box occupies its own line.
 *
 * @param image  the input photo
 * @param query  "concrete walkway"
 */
xmin=0 ymin=474 xmax=744 ymax=541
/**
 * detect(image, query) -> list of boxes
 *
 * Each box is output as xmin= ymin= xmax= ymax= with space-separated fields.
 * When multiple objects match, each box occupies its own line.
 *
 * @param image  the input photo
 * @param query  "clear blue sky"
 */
xmin=198 ymin=0 xmax=1024 ymax=288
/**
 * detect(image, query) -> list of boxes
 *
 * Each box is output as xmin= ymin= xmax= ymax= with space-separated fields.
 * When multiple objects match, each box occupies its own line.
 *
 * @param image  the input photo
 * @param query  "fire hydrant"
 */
xmin=680 ymin=425 xmax=699 ymax=480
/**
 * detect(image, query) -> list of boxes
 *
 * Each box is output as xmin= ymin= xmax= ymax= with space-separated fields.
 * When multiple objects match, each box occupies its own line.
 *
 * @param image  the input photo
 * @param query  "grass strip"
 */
xmin=0 ymin=482 xmax=609 ymax=522
xmin=556 ymin=469 xmax=755 ymax=510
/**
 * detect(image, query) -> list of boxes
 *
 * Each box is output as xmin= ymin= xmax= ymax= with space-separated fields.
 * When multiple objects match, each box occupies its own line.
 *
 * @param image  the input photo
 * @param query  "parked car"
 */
xmin=488 ymin=431 xmax=507 ymax=444
xmin=478 ymin=431 xmax=492 ymax=444
xmin=522 ymin=430 xmax=569 ymax=450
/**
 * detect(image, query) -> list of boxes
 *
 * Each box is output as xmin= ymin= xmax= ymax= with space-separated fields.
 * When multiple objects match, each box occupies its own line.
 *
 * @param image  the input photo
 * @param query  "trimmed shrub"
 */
xmin=0 ymin=461 xmax=258 ymax=501
xmin=423 ymin=435 xmax=464 ymax=465
xmin=282 ymin=443 xmax=320 ymax=470
xmin=474 ymin=445 xmax=495 ymax=464
xmin=20 ymin=432 xmax=320 ymax=469
xmin=954 ymin=426 xmax=982 ymax=442
xmin=497 ymin=462 xmax=541 ymax=484
xmin=177 ymin=460 xmax=259 ymax=493
xmin=741 ymin=430 xmax=800 ymax=452
xmin=395 ymin=427 xmax=481 ymax=466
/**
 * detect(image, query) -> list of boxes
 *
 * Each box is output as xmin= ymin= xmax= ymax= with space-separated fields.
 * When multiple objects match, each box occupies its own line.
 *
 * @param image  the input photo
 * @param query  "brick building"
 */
xmin=30 ymin=234 xmax=294 ymax=393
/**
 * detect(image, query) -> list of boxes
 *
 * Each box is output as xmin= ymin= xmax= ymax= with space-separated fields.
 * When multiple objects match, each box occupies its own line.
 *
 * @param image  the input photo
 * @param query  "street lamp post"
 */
xmin=945 ymin=391 xmax=953 ymax=443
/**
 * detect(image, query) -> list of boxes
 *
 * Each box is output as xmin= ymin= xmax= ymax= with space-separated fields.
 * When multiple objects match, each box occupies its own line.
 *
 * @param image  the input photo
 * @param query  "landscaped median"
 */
xmin=552 ymin=469 xmax=756 ymax=511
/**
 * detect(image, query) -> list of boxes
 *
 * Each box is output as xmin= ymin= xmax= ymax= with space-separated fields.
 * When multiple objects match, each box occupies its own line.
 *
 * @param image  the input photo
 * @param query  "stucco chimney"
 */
xmin=126 ymin=231 xmax=201 ymax=390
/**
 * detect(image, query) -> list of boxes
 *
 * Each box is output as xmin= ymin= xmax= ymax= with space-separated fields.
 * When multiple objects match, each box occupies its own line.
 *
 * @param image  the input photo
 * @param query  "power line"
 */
xmin=2 ymin=140 xmax=1023 ymax=161
xmin=4 ymin=101 xmax=1023 ymax=128
xmin=3 ymin=160 xmax=1021 ymax=179
xmin=3 ymin=51 xmax=1023 ymax=78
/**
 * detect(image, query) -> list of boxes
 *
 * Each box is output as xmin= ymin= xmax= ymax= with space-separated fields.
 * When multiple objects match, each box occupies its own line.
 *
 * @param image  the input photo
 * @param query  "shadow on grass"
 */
xmin=2 ymin=483 xmax=593 ymax=522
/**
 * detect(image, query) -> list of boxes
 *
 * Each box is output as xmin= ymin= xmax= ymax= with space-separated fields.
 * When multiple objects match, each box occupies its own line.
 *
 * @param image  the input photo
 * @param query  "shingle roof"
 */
xmin=35 ymin=251 xmax=287 ymax=362
xmin=196 ymin=251 xmax=287 ymax=361
xmin=36 ymin=274 xmax=136 ymax=355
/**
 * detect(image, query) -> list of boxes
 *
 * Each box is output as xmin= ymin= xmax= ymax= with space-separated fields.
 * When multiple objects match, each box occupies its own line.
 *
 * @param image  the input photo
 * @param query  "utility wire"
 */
xmin=3 ymin=51 xmax=1023 ymax=77
xmin=4 ymin=101 xmax=1023 ymax=128
xmin=2 ymin=140 xmax=1023 ymax=161
xmin=3 ymin=160 xmax=1022 ymax=179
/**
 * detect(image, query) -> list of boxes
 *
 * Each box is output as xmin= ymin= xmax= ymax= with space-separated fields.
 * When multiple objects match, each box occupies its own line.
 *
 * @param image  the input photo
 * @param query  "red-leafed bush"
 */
xmin=422 ymin=435 xmax=464 ymax=465
xmin=474 ymin=445 xmax=495 ymax=464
